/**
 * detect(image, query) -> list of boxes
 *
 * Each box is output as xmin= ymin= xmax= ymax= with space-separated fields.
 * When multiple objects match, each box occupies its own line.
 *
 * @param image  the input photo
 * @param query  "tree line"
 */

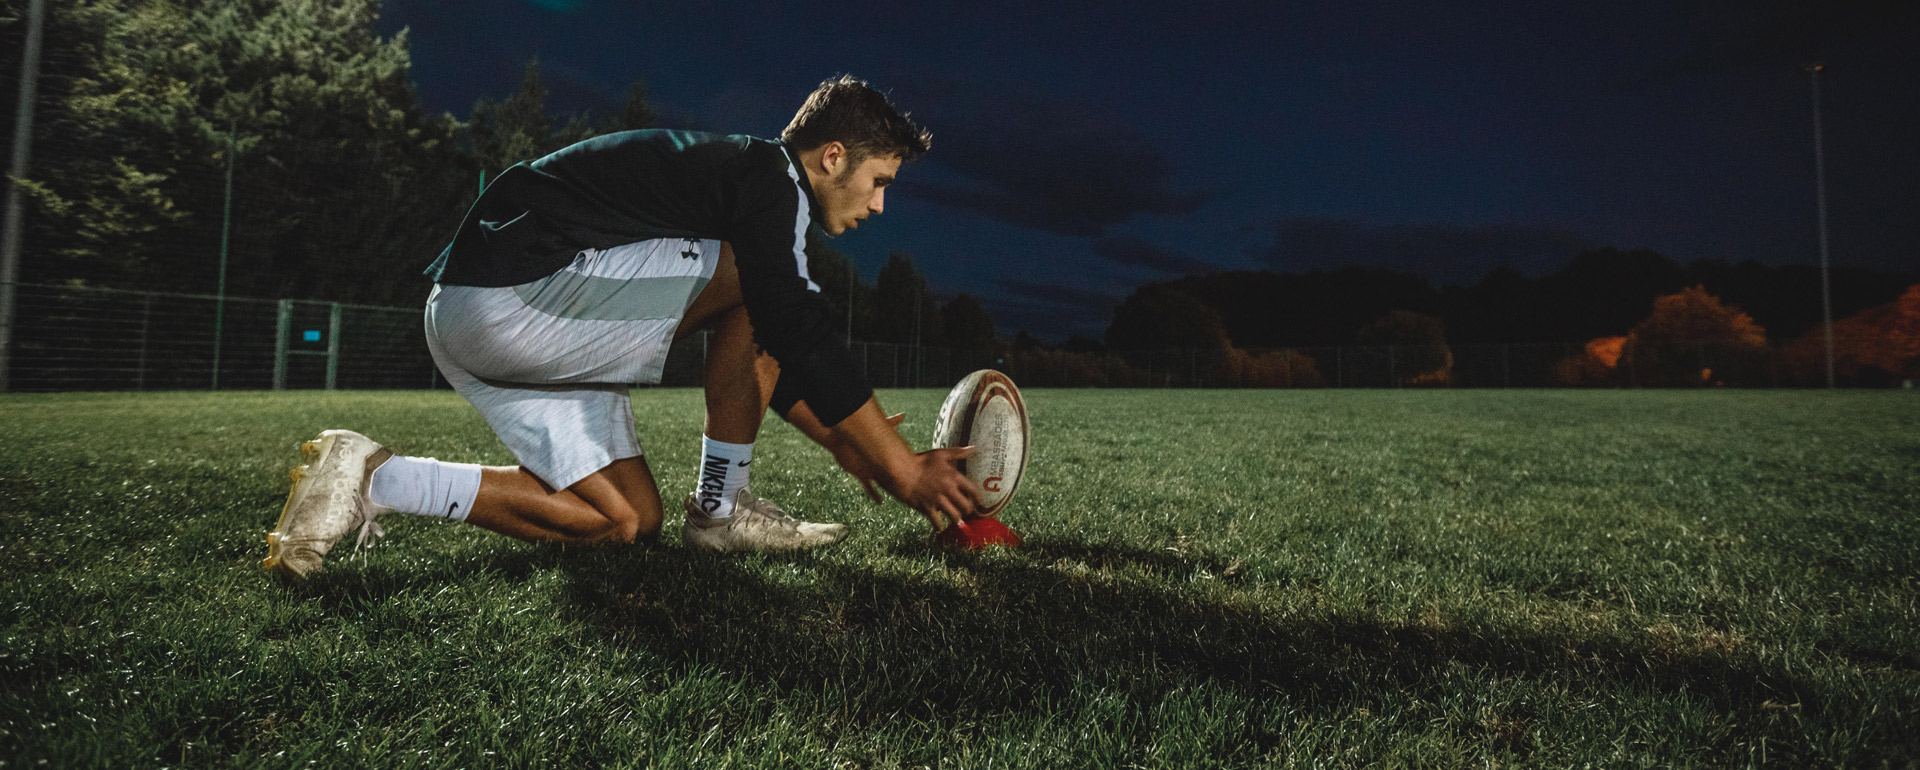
xmin=4 ymin=0 xmax=1913 ymax=386
xmin=0 ymin=0 xmax=1000 ymax=349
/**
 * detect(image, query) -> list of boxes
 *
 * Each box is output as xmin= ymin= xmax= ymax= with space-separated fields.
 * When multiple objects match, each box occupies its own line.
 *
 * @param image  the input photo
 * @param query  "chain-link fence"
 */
xmin=1 ymin=281 xmax=1901 ymax=393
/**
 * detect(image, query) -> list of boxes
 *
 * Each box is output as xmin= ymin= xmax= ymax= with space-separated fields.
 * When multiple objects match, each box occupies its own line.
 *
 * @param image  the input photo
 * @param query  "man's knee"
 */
xmin=592 ymin=500 xmax=662 ymax=543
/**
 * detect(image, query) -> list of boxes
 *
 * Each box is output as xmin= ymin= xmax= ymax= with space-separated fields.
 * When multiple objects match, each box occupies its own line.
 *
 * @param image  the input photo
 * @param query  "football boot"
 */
xmin=263 ymin=429 xmax=394 ymax=579
xmin=682 ymin=488 xmax=847 ymax=553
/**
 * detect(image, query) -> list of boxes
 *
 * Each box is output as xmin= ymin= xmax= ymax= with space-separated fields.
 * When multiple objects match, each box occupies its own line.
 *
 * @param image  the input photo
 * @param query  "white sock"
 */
xmin=694 ymin=436 xmax=753 ymax=518
xmin=368 ymin=455 xmax=483 ymax=523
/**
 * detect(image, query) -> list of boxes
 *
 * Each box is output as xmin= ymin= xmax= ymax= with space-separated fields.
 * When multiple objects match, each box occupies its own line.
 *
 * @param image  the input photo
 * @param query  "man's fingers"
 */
xmin=859 ymin=478 xmax=883 ymax=504
xmin=929 ymin=445 xmax=973 ymax=465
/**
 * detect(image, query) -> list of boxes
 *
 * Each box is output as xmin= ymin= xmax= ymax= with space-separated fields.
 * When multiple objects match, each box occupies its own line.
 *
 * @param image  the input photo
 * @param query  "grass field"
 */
xmin=1 ymin=388 xmax=1916 ymax=768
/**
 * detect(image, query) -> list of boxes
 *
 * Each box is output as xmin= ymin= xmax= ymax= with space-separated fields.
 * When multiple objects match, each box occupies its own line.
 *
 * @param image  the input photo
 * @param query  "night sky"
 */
xmin=377 ymin=0 xmax=1918 ymax=339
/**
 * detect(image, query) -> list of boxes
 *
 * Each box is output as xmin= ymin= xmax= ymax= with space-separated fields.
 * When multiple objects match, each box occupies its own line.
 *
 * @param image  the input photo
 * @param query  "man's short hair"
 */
xmin=782 ymin=75 xmax=931 ymax=164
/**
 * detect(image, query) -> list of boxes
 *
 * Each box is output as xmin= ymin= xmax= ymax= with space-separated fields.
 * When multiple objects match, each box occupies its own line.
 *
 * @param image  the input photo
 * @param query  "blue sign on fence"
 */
xmin=303 ymin=330 xmax=321 ymax=342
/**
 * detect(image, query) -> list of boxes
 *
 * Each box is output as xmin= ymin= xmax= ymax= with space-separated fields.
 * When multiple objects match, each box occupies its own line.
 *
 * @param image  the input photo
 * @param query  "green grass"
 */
xmin=1 ymin=389 xmax=1916 ymax=768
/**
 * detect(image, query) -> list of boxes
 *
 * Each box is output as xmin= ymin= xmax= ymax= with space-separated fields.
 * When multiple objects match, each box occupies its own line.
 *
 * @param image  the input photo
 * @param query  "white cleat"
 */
xmin=262 ymin=429 xmax=395 ymax=579
xmin=682 ymin=489 xmax=848 ymax=553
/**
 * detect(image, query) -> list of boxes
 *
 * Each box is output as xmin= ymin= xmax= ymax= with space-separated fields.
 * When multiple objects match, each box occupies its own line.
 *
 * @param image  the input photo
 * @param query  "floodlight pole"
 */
xmin=0 ymin=0 xmax=49 ymax=393
xmin=212 ymin=124 xmax=235 ymax=389
xmin=1809 ymin=63 xmax=1836 ymax=389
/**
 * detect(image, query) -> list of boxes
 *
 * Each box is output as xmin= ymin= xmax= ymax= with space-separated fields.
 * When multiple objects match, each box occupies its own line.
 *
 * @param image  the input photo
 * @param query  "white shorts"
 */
xmin=425 ymin=237 xmax=721 ymax=489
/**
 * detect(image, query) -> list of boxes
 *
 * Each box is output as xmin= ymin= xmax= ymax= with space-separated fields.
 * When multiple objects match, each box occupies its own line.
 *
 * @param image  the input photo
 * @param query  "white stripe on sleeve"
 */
xmin=785 ymin=163 xmax=821 ymax=292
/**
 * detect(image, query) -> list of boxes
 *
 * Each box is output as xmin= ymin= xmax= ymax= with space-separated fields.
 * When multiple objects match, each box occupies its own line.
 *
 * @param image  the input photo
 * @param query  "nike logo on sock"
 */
xmin=737 ymin=459 xmax=752 ymax=467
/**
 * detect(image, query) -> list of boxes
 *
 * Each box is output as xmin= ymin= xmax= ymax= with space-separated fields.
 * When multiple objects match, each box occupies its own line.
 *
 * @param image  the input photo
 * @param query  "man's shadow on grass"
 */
xmin=447 ymin=536 xmax=1820 ymax=744
xmin=303 ymin=531 xmax=1844 ymax=757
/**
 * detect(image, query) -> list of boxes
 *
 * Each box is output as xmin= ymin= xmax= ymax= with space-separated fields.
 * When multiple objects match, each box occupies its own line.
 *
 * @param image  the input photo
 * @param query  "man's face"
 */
xmin=817 ymin=153 xmax=902 ymax=235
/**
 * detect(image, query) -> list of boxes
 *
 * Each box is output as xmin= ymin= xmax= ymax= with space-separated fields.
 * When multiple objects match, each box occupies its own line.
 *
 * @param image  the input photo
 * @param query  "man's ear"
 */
xmin=818 ymin=141 xmax=847 ymax=176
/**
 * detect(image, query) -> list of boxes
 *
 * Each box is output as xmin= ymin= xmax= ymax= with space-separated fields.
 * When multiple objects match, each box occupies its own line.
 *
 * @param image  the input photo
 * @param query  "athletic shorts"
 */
xmin=425 ymin=237 xmax=721 ymax=490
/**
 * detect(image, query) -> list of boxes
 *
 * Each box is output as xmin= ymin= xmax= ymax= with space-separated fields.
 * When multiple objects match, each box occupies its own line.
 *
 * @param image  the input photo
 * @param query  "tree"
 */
xmin=1619 ymin=285 xmax=1769 ymax=387
xmin=873 ymin=253 xmax=941 ymax=346
xmin=1554 ymin=336 xmax=1627 ymax=387
xmin=1356 ymin=310 xmax=1452 ymax=386
xmin=470 ymin=58 xmax=557 ymax=175
xmin=606 ymin=78 xmax=657 ymax=133
xmin=941 ymin=293 xmax=998 ymax=351
xmin=9 ymin=0 xmax=471 ymax=302
xmin=1104 ymin=284 xmax=1229 ymax=352
xmin=1781 ymin=284 xmax=1920 ymax=386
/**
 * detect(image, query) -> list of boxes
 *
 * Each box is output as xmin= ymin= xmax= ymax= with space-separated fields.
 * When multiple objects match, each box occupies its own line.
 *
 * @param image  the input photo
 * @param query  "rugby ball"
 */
xmin=931 ymin=369 xmax=1031 ymax=518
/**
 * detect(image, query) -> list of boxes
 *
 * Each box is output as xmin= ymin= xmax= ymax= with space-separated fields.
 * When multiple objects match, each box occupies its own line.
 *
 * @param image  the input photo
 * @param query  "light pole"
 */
xmin=1808 ymin=62 xmax=1835 ymax=389
xmin=0 ymin=0 xmax=49 ymax=392
xmin=212 ymin=124 xmax=235 ymax=389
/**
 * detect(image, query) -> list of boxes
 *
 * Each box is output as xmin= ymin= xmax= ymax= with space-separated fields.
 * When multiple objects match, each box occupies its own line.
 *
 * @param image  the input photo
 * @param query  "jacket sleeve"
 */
xmin=727 ymin=157 xmax=874 ymax=426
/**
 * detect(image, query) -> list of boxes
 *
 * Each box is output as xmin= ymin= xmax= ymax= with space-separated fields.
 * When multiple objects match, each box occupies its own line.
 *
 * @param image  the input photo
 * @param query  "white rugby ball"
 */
xmin=931 ymin=369 xmax=1031 ymax=517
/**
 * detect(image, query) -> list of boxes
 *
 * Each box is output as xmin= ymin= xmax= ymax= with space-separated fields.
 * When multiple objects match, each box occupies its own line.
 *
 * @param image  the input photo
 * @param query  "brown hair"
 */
xmin=782 ymin=75 xmax=931 ymax=163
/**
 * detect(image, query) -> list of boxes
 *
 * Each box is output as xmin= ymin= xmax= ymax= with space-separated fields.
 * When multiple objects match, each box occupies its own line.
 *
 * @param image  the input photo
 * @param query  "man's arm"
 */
xmin=778 ymin=395 xmax=979 ymax=530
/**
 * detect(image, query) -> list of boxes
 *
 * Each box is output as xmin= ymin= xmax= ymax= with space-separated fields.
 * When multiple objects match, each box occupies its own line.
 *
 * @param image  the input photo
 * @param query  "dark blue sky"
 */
xmin=379 ymin=0 xmax=1918 ymax=339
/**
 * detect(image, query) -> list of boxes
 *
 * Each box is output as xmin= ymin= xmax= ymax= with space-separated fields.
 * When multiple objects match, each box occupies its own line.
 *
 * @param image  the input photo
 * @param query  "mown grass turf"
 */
xmin=1 ymin=389 xmax=1916 ymax=768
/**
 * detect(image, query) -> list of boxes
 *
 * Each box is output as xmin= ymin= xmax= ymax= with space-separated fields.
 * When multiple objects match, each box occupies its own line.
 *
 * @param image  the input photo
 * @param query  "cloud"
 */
xmin=899 ymin=88 xmax=1220 ymax=237
xmin=1258 ymin=218 xmax=1587 ymax=282
xmin=1089 ymin=236 xmax=1217 ymax=275
xmin=990 ymin=278 xmax=1122 ymax=314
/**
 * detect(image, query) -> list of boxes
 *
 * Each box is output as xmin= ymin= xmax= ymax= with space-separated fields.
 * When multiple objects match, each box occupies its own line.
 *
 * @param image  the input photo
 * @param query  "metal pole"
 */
xmin=913 ymin=283 xmax=922 ymax=387
xmin=212 ymin=124 xmax=235 ymax=389
xmin=1809 ymin=64 xmax=1836 ymax=389
xmin=0 ymin=0 xmax=50 ymax=392
xmin=272 ymin=299 xmax=291 ymax=390
xmin=325 ymin=302 xmax=341 ymax=390
xmin=137 ymin=293 xmax=152 ymax=391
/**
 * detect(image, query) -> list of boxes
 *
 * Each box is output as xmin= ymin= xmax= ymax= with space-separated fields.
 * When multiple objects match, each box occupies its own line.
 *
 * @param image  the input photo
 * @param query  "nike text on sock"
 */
xmin=696 ymin=436 xmax=754 ymax=518
xmin=369 ymin=455 xmax=483 ymax=523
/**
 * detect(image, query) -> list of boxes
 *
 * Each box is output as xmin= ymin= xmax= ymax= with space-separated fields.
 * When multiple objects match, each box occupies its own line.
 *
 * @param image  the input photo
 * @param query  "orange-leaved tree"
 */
xmin=1781 ymin=284 xmax=1920 ymax=386
xmin=1554 ymin=335 xmax=1627 ymax=387
xmin=1619 ymin=286 xmax=1768 ymax=387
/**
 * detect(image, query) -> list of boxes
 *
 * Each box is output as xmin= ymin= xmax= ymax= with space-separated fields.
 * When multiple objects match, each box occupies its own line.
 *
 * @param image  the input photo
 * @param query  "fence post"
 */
xmin=325 ymin=302 xmax=342 ymax=390
xmin=272 ymin=299 xmax=291 ymax=390
xmin=137 ymin=293 xmax=152 ymax=391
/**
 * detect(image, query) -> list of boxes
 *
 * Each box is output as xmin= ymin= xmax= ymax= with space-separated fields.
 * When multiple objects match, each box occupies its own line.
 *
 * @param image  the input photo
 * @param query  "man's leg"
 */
xmin=394 ymin=241 xmax=783 ymax=546
xmin=461 ymin=458 xmax=663 ymax=543
xmin=679 ymin=244 xmax=776 ymax=519
xmin=672 ymin=244 xmax=847 ymax=550
xmin=677 ymin=242 xmax=780 ymax=444
xmin=391 ymin=241 xmax=757 ymax=545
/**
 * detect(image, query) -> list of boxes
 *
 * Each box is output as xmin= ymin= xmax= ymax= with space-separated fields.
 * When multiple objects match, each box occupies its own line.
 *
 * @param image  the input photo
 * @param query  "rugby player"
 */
xmin=262 ymin=76 xmax=977 ymax=578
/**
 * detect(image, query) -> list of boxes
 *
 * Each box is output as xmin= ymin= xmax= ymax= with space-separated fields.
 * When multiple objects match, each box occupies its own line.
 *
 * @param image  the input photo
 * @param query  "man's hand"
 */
xmin=789 ymin=397 xmax=982 ymax=530
xmin=878 ymin=446 xmax=980 ymax=531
